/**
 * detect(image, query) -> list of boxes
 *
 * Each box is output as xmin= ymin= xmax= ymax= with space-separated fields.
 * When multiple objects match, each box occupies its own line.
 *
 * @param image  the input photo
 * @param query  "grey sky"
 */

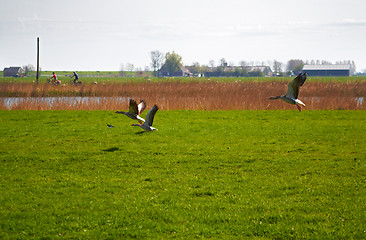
xmin=1 ymin=0 xmax=366 ymax=71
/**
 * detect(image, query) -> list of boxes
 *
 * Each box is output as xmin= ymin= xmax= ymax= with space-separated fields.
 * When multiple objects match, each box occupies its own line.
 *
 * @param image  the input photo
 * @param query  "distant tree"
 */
xmin=219 ymin=58 xmax=228 ymax=67
xmin=351 ymin=61 xmax=356 ymax=74
xmin=190 ymin=62 xmax=201 ymax=75
xmin=321 ymin=60 xmax=332 ymax=65
xmin=209 ymin=60 xmax=215 ymax=68
xmin=234 ymin=67 xmax=243 ymax=77
xmin=286 ymin=59 xmax=304 ymax=74
xmin=150 ymin=50 xmax=165 ymax=76
xmin=164 ymin=51 xmax=183 ymax=76
xmin=22 ymin=64 xmax=35 ymax=76
xmin=200 ymin=65 xmax=209 ymax=75
xmin=241 ymin=68 xmax=249 ymax=77
xmin=273 ymin=60 xmax=283 ymax=75
xmin=239 ymin=61 xmax=247 ymax=67
xmin=126 ymin=63 xmax=134 ymax=72
xmin=120 ymin=63 xmax=125 ymax=76
xmin=248 ymin=70 xmax=264 ymax=77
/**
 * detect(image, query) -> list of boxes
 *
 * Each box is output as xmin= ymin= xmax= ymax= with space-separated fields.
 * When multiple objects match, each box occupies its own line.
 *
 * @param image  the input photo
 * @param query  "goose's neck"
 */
xmin=269 ymin=96 xmax=282 ymax=100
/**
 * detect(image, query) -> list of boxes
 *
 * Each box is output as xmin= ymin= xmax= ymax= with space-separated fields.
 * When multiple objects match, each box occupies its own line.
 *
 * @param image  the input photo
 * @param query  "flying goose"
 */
xmin=269 ymin=72 xmax=307 ymax=111
xmin=115 ymin=99 xmax=146 ymax=123
xmin=131 ymin=104 xmax=159 ymax=131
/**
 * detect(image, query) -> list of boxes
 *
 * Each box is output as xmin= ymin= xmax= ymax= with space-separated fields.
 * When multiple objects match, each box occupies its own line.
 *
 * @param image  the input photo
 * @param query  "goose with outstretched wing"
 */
xmin=131 ymin=104 xmax=159 ymax=131
xmin=115 ymin=99 xmax=146 ymax=123
xmin=269 ymin=72 xmax=307 ymax=111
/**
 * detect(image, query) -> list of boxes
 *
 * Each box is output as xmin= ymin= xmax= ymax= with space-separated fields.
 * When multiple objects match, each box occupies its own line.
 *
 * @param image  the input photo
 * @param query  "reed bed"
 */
xmin=1 ymin=81 xmax=365 ymax=110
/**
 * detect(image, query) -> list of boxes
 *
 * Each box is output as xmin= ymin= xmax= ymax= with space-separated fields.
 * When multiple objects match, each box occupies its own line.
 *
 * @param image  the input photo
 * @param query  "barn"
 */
xmin=158 ymin=64 xmax=192 ymax=77
xmin=302 ymin=64 xmax=354 ymax=76
xmin=3 ymin=67 xmax=24 ymax=77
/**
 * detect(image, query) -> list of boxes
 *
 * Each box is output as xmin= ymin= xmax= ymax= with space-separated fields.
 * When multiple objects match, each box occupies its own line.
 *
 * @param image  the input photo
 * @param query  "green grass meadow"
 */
xmin=0 ymin=110 xmax=365 ymax=239
xmin=2 ymin=74 xmax=366 ymax=84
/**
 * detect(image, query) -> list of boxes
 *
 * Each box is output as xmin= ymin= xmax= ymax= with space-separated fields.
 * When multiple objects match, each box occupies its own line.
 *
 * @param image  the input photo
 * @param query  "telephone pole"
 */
xmin=36 ymin=37 xmax=39 ymax=84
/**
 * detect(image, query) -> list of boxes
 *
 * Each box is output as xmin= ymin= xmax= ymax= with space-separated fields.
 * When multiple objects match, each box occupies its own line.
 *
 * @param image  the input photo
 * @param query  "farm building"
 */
xmin=158 ymin=64 xmax=192 ymax=77
xmin=302 ymin=64 xmax=354 ymax=76
xmin=3 ymin=67 xmax=24 ymax=77
xmin=244 ymin=66 xmax=272 ymax=77
xmin=203 ymin=65 xmax=272 ymax=77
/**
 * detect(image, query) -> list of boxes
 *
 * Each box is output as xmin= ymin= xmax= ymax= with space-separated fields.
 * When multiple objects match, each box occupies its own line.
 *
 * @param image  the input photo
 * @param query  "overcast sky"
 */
xmin=1 ymin=0 xmax=366 ymax=72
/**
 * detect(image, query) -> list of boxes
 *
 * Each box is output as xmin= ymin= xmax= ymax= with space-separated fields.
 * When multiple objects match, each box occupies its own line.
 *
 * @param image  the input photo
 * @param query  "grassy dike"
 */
xmin=0 ymin=110 xmax=365 ymax=238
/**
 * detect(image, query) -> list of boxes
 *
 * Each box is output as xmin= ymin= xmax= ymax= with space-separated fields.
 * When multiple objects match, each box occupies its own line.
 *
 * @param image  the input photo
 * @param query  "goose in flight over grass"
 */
xmin=269 ymin=72 xmax=307 ymax=111
xmin=115 ymin=99 xmax=146 ymax=124
xmin=131 ymin=104 xmax=159 ymax=131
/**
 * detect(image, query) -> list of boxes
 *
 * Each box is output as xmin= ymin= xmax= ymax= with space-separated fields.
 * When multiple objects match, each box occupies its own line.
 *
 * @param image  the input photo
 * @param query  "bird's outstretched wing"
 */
xmin=128 ymin=99 xmax=139 ymax=115
xmin=138 ymin=100 xmax=147 ymax=115
xmin=145 ymin=105 xmax=159 ymax=127
xmin=286 ymin=72 xmax=307 ymax=99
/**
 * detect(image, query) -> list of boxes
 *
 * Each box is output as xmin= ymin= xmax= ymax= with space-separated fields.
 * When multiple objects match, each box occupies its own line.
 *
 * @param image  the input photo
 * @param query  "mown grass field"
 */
xmin=2 ymin=74 xmax=366 ymax=84
xmin=0 ymin=110 xmax=365 ymax=239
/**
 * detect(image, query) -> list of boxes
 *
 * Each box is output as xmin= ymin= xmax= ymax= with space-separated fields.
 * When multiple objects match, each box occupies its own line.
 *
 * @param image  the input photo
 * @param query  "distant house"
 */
xmin=203 ymin=65 xmax=272 ymax=77
xmin=158 ymin=64 xmax=192 ymax=77
xmin=244 ymin=66 xmax=273 ymax=77
xmin=3 ymin=67 xmax=24 ymax=77
xmin=302 ymin=64 xmax=354 ymax=76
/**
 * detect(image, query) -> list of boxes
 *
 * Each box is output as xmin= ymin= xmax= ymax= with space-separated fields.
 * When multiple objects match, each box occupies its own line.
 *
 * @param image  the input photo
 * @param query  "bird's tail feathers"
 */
xmin=295 ymin=99 xmax=305 ymax=106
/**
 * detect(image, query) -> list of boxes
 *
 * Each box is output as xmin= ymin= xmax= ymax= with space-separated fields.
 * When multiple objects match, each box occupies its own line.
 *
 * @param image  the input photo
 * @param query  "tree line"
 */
xmin=19 ymin=51 xmax=356 ymax=78
xmin=148 ymin=50 xmax=356 ymax=77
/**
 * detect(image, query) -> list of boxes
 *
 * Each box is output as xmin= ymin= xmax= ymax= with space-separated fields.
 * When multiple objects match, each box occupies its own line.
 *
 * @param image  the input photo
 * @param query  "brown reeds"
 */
xmin=1 ymin=81 xmax=365 ymax=110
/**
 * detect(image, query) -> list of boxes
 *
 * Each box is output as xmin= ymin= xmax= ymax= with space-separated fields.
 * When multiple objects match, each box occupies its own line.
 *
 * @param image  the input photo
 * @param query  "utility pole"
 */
xmin=36 ymin=37 xmax=39 ymax=84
